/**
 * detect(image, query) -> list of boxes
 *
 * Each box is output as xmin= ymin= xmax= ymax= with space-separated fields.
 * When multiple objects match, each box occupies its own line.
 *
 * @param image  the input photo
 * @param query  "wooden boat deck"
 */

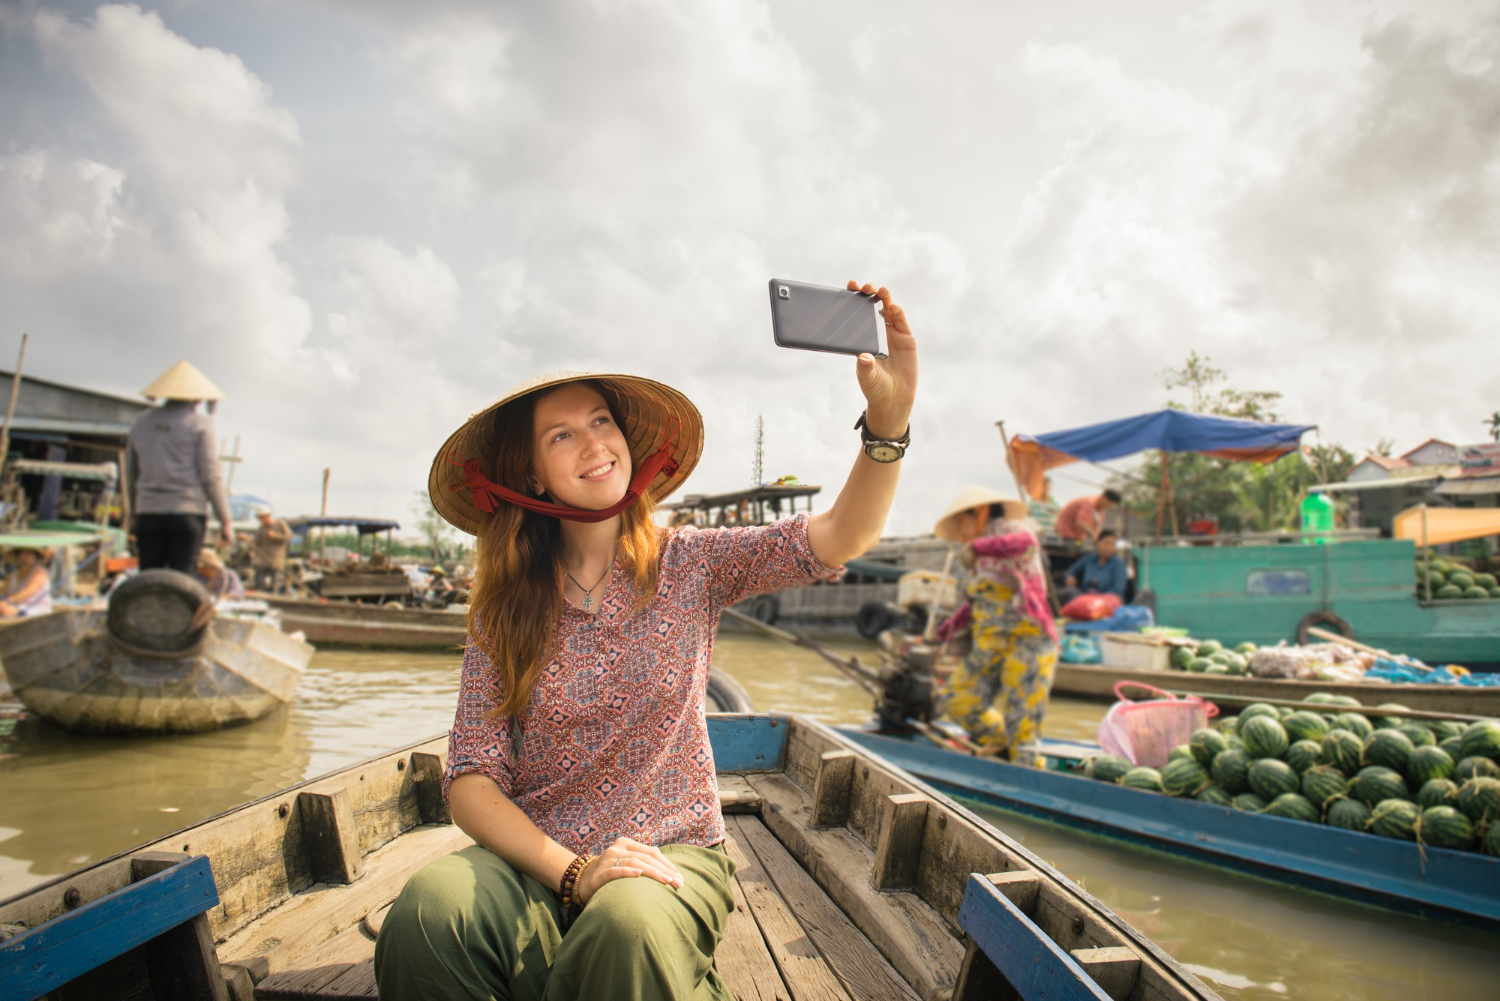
xmin=250 ymin=806 xmax=924 ymax=1000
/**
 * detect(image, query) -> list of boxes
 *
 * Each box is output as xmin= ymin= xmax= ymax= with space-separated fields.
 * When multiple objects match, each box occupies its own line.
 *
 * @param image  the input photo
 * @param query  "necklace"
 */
xmin=564 ymin=563 xmax=611 ymax=611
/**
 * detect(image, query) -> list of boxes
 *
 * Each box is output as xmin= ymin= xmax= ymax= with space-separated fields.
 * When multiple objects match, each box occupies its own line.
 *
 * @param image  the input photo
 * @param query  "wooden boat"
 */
xmin=1054 ymin=659 xmax=1500 ymax=716
xmin=0 ymin=714 xmax=1221 ymax=1001
xmin=0 ymin=571 xmax=312 ymax=735
xmin=259 ymin=595 xmax=466 ymax=649
xmin=839 ymin=726 xmax=1500 ymax=930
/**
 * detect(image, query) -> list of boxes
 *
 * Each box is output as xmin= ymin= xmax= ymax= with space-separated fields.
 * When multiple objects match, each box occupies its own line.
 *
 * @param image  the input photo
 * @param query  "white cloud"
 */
xmin=0 ymin=151 xmax=128 ymax=274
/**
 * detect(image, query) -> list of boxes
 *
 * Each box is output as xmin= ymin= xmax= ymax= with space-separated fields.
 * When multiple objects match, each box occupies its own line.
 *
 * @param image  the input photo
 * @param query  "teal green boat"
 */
xmin=1138 ymin=539 xmax=1499 ymax=667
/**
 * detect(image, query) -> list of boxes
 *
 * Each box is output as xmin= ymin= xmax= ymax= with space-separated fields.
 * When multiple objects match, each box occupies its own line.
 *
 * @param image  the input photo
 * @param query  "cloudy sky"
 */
xmin=1 ymin=0 xmax=1497 ymax=537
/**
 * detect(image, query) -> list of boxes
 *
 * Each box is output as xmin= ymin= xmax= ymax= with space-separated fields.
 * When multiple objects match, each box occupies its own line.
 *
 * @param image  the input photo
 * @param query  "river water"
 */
xmin=2 ymin=637 xmax=1496 ymax=999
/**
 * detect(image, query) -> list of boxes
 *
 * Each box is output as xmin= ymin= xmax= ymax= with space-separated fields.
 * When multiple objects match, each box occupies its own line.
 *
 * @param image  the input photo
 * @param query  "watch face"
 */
xmin=867 ymin=443 xmax=903 ymax=463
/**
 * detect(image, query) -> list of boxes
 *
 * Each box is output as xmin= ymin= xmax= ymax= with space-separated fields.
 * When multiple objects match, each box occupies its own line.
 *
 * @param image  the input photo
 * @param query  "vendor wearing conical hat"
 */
xmin=930 ymin=485 xmax=1058 ymax=768
xmin=126 ymin=361 xmax=234 ymax=574
xmin=376 ymin=282 xmax=918 ymax=1000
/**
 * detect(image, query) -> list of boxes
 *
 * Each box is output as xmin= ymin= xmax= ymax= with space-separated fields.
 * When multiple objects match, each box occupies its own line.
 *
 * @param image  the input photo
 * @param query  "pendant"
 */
xmin=583 ymin=594 xmax=593 ymax=611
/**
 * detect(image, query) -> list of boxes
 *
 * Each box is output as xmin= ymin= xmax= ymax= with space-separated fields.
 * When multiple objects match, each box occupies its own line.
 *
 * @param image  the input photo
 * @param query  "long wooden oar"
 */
xmin=719 ymin=606 xmax=882 ymax=696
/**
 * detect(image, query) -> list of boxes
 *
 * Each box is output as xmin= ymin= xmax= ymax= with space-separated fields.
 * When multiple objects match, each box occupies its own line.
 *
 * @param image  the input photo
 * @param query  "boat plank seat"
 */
xmin=0 ymin=852 xmax=225 ymax=1001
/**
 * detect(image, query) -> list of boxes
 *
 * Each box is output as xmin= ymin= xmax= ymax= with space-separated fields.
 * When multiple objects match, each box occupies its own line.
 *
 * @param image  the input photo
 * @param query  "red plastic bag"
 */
xmin=1060 ymin=592 xmax=1121 ymax=621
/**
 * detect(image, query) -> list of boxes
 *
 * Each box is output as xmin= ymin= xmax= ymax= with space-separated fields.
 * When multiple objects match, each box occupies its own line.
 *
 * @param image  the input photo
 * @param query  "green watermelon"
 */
xmin=1426 ymin=719 xmax=1463 ymax=742
xmin=1248 ymin=758 xmax=1300 ymax=801
xmin=1458 ymin=720 xmax=1500 ymax=760
xmin=1239 ymin=703 xmax=1280 ymax=723
xmin=1217 ymin=717 xmax=1240 ymax=737
xmin=1439 ymin=735 xmax=1464 ymax=760
xmin=1476 ymin=572 xmax=1498 ymax=589
xmin=1286 ymin=740 xmax=1322 ymax=775
xmin=1464 ymin=586 xmax=1490 ymax=599
xmin=1170 ymin=646 xmax=1196 ymax=670
xmin=1325 ymin=695 xmax=1364 ymax=708
xmin=1263 ymin=793 xmax=1319 ymax=822
xmin=1187 ymin=657 xmax=1214 ymax=673
xmin=1418 ymin=806 xmax=1475 ymax=850
xmin=1168 ymin=744 xmax=1195 ymax=763
xmin=1305 ymin=692 xmax=1336 ymax=705
xmin=1223 ymin=733 xmax=1246 ymax=753
xmin=1277 ymin=706 xmax=1296 ymax=721
xmin=1232 ymin=792 xmax=1267 ymax=812
xmin=1281 ymin=712 xmax=1329 ymax=744
xmin=1209 ymin=650 xmax=1236 ymax=666
xmin=1211 ymin=748 xmax=1252 ymax=795
xmin=1301 ymin=765 xmax=1350 ymax=808
xmin=1122 ymin=767 xmax=1164 ymax=793
xmin=1397 ymin=723 xmax=1436 ymax=748
xmin=1197 ymin=639 xmax=1224 ymax=656
xmin=1189 ymin=728 xmax=1229 ymax=768
xmin=1195 ymin=784 xmax=1233 ymax=807
xmin=1204 ymin=665 xmax=1230 ymax=675
xmin=1362 ymin=729 xmax=1414 ymax=773
xmin=1484 ymin=822 xmax=1500 ymax=857
xmin=1369 ymin=799 xmax=1421 ymax=840
xmin=1234 ymin=641 xmax=1257 ymax=655
xmin=1335 ymin=712 xmax=1374 ymax=740
xmin=1455 ymin=756 xmax=1500 ymax=782
xmin=1372 ymin=704 xmax=1411 ymax=730
xmin=1161 ymin=758 xmax=1211 ymax=797
xmin=1447 ymin=571 xmax=1476 ymax=589
xmin=1490 ymin=586 xmax=1500 ymax=599
xmin=1326 ymin=797 xmax=1371 ymax=831
xmin=1085 ymin=755 xmax=1132 ymax=783
xmin=1406 ymin=746 xmax=1455 ymax=787
xmin=1454 ymin=776 xmax=1500 ymax=825
xmin=1417 ymin=778 xmax=1460 ymax=809
xmin=1320 ymin=730 xmax=1364 ymax=776
xmin=1353 ymin=766 xmax=1410 ymax=806
xmin=1242 ymin=716 xmax=1291 ymax=760
xmin=1436 ymin=584 xmax=1464 ymax=599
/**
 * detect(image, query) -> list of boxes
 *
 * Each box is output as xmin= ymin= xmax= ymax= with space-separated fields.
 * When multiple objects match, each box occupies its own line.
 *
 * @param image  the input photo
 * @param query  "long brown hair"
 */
xmin=467 ymin=381 xmax=662 ymax=718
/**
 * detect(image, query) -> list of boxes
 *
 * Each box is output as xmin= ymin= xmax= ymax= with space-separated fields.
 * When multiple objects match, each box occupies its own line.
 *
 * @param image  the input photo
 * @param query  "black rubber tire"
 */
xmin=749 ymin=595 xmax=779 ymax=625
xmin=705 ymin=669 xmax=754 ymax=714
xmin=106 ymin=568 xmax=213 ymax=654
xmin=857 ymin=602 xmax=893 ymax=640
xmin=1296 ymin=609 xmax=1355 ymax=646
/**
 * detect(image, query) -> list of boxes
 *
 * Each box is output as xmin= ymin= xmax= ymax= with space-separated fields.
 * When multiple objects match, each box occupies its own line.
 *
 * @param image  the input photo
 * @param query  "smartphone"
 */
xmin=768 ymin=279 xmax=887 ymax=358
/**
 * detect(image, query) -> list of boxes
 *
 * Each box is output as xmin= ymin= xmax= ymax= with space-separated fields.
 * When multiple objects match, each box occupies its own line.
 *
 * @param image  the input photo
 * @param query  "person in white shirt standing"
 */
xmin=126 ymin=361 xmax=235 ymax=574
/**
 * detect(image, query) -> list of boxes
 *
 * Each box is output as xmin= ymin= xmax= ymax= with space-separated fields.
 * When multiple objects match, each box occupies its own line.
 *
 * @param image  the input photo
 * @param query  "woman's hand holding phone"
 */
xmin=846 ymin=280 xmax=917 ymax=440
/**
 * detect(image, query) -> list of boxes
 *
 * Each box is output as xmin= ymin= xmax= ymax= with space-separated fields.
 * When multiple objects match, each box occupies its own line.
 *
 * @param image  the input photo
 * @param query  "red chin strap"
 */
xmin=449 ymin=425 xmax=682 ymax=524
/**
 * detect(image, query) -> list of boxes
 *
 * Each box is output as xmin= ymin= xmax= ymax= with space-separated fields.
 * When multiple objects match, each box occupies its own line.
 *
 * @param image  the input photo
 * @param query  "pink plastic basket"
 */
xmin=1097 ymin=681 xmax=1219 ymax=768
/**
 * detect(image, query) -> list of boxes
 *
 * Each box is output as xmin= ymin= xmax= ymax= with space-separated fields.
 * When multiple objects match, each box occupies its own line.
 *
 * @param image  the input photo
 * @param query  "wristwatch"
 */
xmin=855 ymin=412 xmax=910 ymax=464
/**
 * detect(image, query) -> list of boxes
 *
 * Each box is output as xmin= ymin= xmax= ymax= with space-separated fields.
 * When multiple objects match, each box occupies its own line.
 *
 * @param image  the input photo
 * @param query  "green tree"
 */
xmin=412 ymin=490 xmax=453 ymax=560
xmin=1486 ymin=411 xmax=1500 ymax=443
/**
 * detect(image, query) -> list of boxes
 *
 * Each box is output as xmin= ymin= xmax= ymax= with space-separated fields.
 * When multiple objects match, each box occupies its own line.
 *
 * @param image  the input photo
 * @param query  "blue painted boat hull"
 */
xmin=840 ymin=727 xmax=1500 ymax=929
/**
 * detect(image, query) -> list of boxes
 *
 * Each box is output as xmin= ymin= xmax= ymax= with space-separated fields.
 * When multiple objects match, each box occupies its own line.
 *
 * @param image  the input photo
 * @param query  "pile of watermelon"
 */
xmin=1084 ymin=694 xmax=1500 ymax=857
xmin=1168 ymin=639 xmax=1256 ymax=676
xmin=1416 ymin=556 xmax=1499 ymax=601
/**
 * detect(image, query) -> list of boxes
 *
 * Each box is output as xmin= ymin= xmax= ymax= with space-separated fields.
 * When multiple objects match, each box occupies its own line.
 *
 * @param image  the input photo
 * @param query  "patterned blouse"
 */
xmin=443 ymin=514 xmax=839 ymax=855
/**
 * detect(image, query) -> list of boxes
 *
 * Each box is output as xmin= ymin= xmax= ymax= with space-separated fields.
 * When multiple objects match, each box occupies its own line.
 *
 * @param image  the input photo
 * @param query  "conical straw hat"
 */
xmin=429 ymin=370 xmax=704 ymax=536
xmin=141 ymin=361 xmax=224 ymax=401
xmin=934 ymin=485 xmax=1028 ymax=541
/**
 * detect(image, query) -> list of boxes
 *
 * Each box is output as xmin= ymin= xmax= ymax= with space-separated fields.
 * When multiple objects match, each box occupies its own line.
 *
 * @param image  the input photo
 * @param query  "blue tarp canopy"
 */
xmin=288 ymin=516 xmax=400 ymax=535
xmin=1011 ymin=409 xmax=1316 ymax=499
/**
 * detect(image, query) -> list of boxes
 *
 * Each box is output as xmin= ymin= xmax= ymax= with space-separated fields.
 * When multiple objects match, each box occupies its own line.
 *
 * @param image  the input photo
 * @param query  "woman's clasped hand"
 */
xmin=578 ymin=836 xmax=686 ymax=903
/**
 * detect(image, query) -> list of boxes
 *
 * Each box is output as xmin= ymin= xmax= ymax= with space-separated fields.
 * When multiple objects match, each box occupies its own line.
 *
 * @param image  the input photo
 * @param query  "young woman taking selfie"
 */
xmin=374 ymin=282 xmax=918 ymax=1000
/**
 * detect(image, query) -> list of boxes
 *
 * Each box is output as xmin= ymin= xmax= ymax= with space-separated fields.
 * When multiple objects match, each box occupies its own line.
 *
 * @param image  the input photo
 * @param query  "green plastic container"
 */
xmin=1301 ymin=492 xmax=1335 ymax=544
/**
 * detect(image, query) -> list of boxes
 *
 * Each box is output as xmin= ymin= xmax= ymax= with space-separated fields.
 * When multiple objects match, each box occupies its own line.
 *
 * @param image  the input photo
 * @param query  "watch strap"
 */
xmin=854 ymin=411 xmax=911 ymax=446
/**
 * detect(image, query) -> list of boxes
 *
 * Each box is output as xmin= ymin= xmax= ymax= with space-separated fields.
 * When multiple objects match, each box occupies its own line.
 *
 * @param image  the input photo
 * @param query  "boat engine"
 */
xmin=875 ymin=641 xmax=942 ymax=730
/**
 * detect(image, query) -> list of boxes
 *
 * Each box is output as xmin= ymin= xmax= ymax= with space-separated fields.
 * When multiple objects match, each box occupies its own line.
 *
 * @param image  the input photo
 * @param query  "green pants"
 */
xmin=374 ymin=843 xmax=737 ymax=1001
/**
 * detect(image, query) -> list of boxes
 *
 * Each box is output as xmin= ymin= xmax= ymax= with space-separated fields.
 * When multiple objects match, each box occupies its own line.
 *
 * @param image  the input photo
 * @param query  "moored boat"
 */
xmin=0 ymin=714 xmax=1221 ymax=1001
xmin=1054 ymin=659 xmax=1500 ymax=716
xmin=259 ymin=595 xmax=467 ymax=649
xmin=0 ymin=570 xmax=312 ymax=735
xmin=840 ymin=726 xmax=1500 ymax=930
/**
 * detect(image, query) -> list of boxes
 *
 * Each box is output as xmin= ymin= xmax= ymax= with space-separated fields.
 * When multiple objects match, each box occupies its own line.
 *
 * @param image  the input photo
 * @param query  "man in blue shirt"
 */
xmin=1063 ymin=530 xmax=1128 ymax=600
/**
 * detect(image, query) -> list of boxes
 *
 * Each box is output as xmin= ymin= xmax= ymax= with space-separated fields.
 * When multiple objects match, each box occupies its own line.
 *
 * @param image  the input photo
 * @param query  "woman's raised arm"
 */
xmin=807 ymin=281 xmax=918 ymax=567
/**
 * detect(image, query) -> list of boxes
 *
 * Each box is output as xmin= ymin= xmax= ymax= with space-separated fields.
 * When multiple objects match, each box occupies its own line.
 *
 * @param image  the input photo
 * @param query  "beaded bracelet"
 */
xmin=559 ymin=854 xmax=596 ymax=915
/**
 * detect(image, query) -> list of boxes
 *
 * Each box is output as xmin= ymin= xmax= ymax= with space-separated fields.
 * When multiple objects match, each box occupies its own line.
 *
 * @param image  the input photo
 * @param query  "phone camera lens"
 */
xmin=777 ymin=286 xmax=789 ymax=300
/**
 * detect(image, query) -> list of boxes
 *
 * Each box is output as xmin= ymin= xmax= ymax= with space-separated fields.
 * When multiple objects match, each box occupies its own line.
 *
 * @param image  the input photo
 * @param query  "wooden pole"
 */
xmin=1 ymin=333 xmax=30 ymax=473
xmin=320 ymin=468 xmax=330 ymax=562
xmin=1155 ymin=453 xmax=1167 ymax=541
xmin=1421 ymin=504 xmax=1432 ymax=603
